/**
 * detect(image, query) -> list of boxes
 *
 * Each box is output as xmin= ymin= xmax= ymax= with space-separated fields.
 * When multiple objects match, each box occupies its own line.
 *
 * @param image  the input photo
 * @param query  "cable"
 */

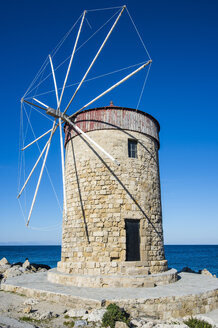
xmin=25 ymin=9 xmax=120 ymax=97
xmin=26 ymin=223 xmax=62 ymax=231
xmin=126 ymin=7 xmax=151 ymax=60
xmin=24 ymin=16 xmax=82 ymax=98
xmin=51 ymin=14 xmax=82 ymax=58
xmin=27 ymin=105 xmax=54 ymax=123
xmin=22 ymin=104 xmax=62 ymax=213
xmin=87 ymin=6 xmax=123 ymax=12
xmin=23 ymin=56 xmax=49 ymax=98
xmin=18 ymin=198 xmax=28 ymax=225
xmin=136 ymin=62 xmax=152 ymax=109
xmin=24 ymin=61 xmax=48 ymax=144
xmin=17 ymin=103 xmax=23 ymax=193
xmin=18 ymin=198 xmax=62 ymax=230
xmin=85 ymin=17 xmax=92 ymax=30
xmin=26 ymin=60 xmax=147 ymax=99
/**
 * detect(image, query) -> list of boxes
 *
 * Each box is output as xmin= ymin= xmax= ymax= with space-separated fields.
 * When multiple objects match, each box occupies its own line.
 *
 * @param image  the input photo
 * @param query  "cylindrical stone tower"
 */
xmin=48 ymin=104 xmax=177 ymax=287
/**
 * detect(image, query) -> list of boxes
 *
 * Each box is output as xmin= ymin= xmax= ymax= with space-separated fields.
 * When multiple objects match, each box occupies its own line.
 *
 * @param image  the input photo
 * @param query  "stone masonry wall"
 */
xmin=57 ymin=122 xmax=167 ymax=276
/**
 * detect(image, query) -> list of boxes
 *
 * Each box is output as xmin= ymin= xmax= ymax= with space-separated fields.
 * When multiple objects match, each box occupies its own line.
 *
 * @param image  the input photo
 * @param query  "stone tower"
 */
xmin=48 ymin=104 xmax=176 ymax=287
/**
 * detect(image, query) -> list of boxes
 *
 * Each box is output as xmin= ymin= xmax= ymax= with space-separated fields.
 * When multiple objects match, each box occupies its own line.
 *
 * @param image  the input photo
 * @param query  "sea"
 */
xmin=0 ymin=245 xmax=217 ymax=276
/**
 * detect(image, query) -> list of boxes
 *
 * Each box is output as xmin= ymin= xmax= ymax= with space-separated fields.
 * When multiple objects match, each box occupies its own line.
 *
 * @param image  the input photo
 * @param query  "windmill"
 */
xmin=18 ymin=6 xmax=172 ymax=287
xmin=18 ymin=5 xmax=152 ymax=227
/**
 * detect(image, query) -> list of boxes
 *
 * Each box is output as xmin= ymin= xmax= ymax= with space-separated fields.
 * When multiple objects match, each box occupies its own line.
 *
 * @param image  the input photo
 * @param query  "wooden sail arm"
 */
xmin=22 ymin=128 xmax=53 ymax=151
xmin=58 ymin=10 xmax=86 ymax=110
xmin=63 ymin=5 xmax=126 ymax=116
xmin=49 ymin=54 xmax=68 ymax=220
xmin=17 ymin=122 xmax=58 ymax=200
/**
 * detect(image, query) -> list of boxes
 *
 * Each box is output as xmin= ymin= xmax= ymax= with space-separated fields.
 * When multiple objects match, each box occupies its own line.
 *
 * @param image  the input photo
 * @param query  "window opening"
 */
xmin=128 ymin=139 xmax=137 ymax=158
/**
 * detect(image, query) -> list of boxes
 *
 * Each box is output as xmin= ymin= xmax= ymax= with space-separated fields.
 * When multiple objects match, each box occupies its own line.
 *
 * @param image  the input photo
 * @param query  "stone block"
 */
xmin=93 ymin=231 xmax=104 ymax=237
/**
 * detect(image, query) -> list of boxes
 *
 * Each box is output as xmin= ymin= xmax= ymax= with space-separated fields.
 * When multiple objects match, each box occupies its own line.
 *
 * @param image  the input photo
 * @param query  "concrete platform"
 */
xmin=1 ymin=271 xmax=218 ymax=319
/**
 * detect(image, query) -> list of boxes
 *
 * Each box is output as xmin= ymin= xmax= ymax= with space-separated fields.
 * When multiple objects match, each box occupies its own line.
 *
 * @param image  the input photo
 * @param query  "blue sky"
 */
xmin=0 ymin=0 xmax=217 ymax=245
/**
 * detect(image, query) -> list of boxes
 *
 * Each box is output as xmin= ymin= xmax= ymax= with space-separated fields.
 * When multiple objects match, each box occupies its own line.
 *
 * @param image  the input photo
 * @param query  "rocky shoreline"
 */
xmin=0 ymin=257 xmax=50 ymax=282
xmin=0 ymin=257 xmax=217 ymax=328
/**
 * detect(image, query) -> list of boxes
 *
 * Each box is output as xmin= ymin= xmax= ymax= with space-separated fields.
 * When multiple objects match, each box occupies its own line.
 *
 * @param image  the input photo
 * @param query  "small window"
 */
xmin=128 ymin=139 xmax=137 ymax=158
xmin=125 ymin=219 xmax=140 ymax=261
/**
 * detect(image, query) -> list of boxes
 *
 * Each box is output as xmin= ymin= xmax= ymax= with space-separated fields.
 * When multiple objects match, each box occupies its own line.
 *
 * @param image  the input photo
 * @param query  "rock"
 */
xmin=156 ymin=325 xmax=188 ymax=328
xmin=23 ymin=298 xmax=39 ymax=306
xmin=23 ymin=259 xmax=31 ymax=269
xmin=180 ymin=267 xmax=196 ymax=273
xmin=0 ymin=264 xmax=11 ymax=274
xmin=23 ymin=305 xmax=32 ymax=314
xmin=143 ymin=322 xmax=154 ymax=328
xmin=83 ymin=308 xmax=106 ymax=322
xmin=115 ymin=322 xmax=129 ymax=328
xmin=38 ymin=268 xmax=47 ymax=272
xmin=38 ymin=311 xmax=54 ymax=320
xmin=12 ymin=262 xmax=23 ymax=267
xmin=0 ymin=258 xmax=11 ymax=275
xmin=199 ymin=268 xmax=216 ymax=277
xmin=4 ymin=266 xmax=23 ymax=278
xmin=19 ymin=266 xmax=26 ymax=273
xmin=101 ymin=299 xmax=106 ymax=307
xmin=131 ymin=318 xmax=147 ymax=327
xmin=30 ymin=265 xmax=37 ymax=272
xmin=67 ymin=308 xmax=88 ymax=318
xmin=74 ymin=320 xmax=88 ymax=327
xmin=30 ymin=263 xmax=51 ymax=271
xmin=166 ymin=318 xmax=186 ymax=326
xmin=0 ymin=257 xmax=9 ymax=265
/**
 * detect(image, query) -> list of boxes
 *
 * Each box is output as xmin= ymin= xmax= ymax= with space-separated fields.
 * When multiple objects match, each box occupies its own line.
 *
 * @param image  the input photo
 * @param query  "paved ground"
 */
xmin=0 ymin=290 xmax=74 ymax=328
xmin=0 ymin=289 xmax=218 ymax=328
xmin=195 ymin=309 xmax=218 ymax=324
xmin=2 ymin=271 xmax=218 ymax=301
xmin=1 ymin=273 xmax=218 ymax=327
xmin=0 ymin=316 xmax=35 ymax=328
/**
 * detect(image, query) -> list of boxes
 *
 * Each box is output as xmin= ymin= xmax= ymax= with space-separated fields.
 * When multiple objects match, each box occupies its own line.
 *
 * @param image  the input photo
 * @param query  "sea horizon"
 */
xmin=0 ymin=243 xmax=217 ymax=246
xmin=0 ymin=245 xmax=217 ymax=277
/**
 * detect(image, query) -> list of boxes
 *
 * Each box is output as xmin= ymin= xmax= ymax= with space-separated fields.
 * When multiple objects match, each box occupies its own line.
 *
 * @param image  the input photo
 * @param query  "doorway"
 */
xmin=125 ymin=219 xmax=140 ymax=261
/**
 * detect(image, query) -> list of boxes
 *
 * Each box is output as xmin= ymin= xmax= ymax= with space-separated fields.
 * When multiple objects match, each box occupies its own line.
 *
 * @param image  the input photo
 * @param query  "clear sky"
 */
xmin=0 ymin=0 xmax=217 ymax=245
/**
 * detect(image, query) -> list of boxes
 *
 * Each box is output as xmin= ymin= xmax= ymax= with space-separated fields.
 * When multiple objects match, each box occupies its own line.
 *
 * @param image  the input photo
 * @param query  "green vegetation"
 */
xmin=20 ymin=316 xmax=42 ymax=324
xmin=102 ymin=303 xmax=130 ymax=328
xmin=20 ymin=316 xmax=51 ymax=326
xmin=63 ymin=320 xmax=75 ymax=327
xmin=184 ymin=318 xmax=212 ymax=328
xmin=64 ymin=314 xmax=70 ymax=319
xmin=5 ymin=290 xmax=25 ymax=297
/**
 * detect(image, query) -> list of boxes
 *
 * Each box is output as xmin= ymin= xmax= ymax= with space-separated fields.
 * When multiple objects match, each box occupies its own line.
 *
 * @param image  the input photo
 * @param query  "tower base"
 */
xmin=47 ymin=268 xmax=177 ymax=288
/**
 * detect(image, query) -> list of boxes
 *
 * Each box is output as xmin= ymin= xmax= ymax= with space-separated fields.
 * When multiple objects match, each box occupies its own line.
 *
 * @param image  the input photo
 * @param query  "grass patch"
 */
xmin=20 ymin=316 xmax=50 ymax=325
xmin=102 ymin=303 xmax=130 ymax=328
xmin=2 ymin=290 xmax=25 ymax=297
xmin=20 ymin=316 xmax=41 ymax=324
xmin=63 ymin=320 xmax=75 ymax=327
xmin=184 ymin=318 xmax=212 ymax=328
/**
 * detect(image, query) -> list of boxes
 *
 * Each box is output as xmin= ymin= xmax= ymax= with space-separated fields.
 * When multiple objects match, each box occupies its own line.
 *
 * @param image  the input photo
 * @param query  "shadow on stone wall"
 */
xmin=70 ymin=138 xmax=90 ymax=243
xmin=70 ymin=129 xmax=163 ymax=243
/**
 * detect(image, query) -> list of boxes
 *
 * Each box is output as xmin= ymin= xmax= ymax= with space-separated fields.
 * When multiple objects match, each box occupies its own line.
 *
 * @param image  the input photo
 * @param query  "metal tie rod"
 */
xmin=64 ymin=115 xmax=120 ymax=166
